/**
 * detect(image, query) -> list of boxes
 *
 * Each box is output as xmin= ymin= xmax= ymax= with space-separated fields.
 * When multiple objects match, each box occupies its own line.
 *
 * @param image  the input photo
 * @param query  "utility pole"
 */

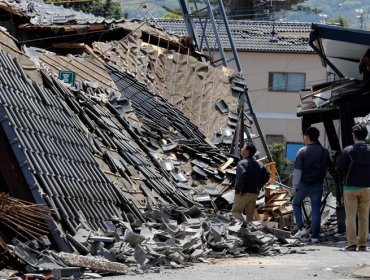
xmin=177 ymin=0 xmax=273 ymax=162
xmin=356 ymin=8 xmax=364 ymax=29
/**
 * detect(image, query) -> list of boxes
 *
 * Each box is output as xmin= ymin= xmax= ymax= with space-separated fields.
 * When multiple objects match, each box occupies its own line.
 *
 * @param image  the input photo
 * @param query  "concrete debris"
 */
xmin=56 ymin=252 xmax=129 ymax=274
xmin=1 ymin=202 xmax=310 ymax=278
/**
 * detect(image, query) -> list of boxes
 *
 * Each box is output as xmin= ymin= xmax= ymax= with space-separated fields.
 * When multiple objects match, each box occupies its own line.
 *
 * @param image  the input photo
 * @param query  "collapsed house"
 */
xmin=297 ymin=24 xmax=370 ymax=233
xmin=0 ymin=0 xmax=335 ymax=278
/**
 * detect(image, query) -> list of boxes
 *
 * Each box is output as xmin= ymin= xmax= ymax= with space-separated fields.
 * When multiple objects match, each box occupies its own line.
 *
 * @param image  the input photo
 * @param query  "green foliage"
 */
xmin=61 ymin=0 xmax=123 ymax=19
xmin=162 ymin=0 xmax=219 ymax=18
xmin=328 ymin=16 xmax=349 ymax=27
xmin=164 ymin=13 xmax=183 ymax=19
xmin=162 ymin=6 xmax=183 ymax=19
xmin=269 ymin=143 xmax=291 ymax=184
xmin=295 ymin=4 xmax=322 ymax=14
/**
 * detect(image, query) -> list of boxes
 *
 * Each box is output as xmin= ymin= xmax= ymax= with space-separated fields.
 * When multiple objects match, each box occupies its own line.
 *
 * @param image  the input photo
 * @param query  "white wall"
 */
xmin=236 ymin=51 xmax=327 ymax=143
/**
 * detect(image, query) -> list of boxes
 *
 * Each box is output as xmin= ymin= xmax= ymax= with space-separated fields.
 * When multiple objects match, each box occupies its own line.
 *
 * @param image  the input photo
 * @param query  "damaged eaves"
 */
xmin=27 ymin=47 xmax=118 ymax=91
xmin=28 ymin=32 xmax=242 ymax=145
xmin=92 ymin=37 xmax=240 ymax=142
xmin=0 ymin=0 xmax=245 ymax=147
xmin=25 ymin=43 xmax=238 ymax=196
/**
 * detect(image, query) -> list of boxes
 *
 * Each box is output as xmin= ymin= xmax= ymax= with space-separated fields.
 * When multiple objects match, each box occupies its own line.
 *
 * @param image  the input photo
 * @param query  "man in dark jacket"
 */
xmin=336 ymin=124 xmax=370 ymax=251
xmin=232 ymin=143 xmax=270 ymax=222
xmin=292 ymin=127 xmax=330 ymax=243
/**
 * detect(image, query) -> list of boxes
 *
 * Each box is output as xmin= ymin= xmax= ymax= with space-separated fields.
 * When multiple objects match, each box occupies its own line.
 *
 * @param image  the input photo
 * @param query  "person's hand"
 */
xmin=290 ymin=186 xmax=298 ymax=200
xmin=291 ymin=188 xmax=296 ymax=197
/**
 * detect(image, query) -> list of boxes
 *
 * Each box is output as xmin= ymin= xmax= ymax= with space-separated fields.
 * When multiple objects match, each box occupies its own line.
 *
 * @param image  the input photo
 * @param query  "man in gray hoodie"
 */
xmin=291 ymin=127 xmax=330 ymax=243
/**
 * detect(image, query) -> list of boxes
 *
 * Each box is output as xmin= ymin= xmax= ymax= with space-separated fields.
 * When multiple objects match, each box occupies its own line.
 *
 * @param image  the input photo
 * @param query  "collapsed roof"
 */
xmin=0 ymin=1 xmax=306 ymax=276
xmin=298 ymin=24 xmax=370 ymax=129
xmin=309 ymin=23 xmax=370 ymax=80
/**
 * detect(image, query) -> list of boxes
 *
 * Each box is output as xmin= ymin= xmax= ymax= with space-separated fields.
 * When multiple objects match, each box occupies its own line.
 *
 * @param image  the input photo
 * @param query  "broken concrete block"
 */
xmin=190 ymin=249 xmax=203 ymax=259
xmin=140 ymin=225 xmax=154 ymax=240
xmin=134 ymin=245 xmax=147 ymax=266
xmin=167 ymin=251 xmax=184 ymax=263
xmin=66 ymin=233 xmax=90 ymax=255
xmin=210 ymin=225 xmax=224 ymax=242
xmin=73 ymin=228 xmax=92 ymax=245
xmin=83 ymin=272 xmax=103 ymax=279
xmin=89 ymin=236 xmax=115 ymax=243
xmin=90 ymin=242 xmax=105 ymax=255
xmin=123 ymin=231 xmax=145 ymax=247
xmin=96 ymin=247 xmax=116 ymax=262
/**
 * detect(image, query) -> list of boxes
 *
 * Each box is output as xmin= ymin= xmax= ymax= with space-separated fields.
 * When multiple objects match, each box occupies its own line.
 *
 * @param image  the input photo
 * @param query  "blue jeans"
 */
xmin=292 ymin=183 xmax=323 ymax=239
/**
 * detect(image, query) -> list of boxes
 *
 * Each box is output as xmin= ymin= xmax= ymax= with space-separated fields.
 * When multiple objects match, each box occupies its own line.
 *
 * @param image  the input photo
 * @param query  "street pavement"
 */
xmin=104 ymin=243 xmax=370 ymax=280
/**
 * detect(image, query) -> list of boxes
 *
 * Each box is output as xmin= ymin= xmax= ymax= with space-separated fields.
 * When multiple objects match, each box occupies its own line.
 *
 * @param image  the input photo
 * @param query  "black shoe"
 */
xmin=358 ymin=246 xmax=367 ymax=252
xmin=343 ymin=245 xmax=357 ymax=251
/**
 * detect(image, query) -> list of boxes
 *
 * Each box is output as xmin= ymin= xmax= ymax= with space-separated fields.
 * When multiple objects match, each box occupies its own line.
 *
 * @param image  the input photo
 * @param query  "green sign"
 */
xmin=58 ymin=70 xmax=76 ymax=86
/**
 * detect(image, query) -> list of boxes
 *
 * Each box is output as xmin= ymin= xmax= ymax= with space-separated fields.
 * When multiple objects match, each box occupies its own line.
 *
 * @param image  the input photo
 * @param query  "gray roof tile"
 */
xmin=152 ymin=19 xmax=313 ymax=53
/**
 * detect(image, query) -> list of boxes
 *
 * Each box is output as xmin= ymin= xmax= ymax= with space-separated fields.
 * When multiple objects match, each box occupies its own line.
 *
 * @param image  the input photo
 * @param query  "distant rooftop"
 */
xmin=0 ymin=0 xmax=122 ymax=25
xmin=151 ymin=19 xmax=314 ymax=53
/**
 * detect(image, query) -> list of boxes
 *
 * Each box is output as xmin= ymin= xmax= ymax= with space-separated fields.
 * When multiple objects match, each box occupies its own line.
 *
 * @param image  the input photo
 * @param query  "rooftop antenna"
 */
xmin=138 ymin=2 xmax=156 ymax=24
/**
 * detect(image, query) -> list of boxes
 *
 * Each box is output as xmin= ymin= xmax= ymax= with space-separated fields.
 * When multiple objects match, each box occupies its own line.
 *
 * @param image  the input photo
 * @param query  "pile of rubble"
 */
xmin=1 ymin=196 xmax=309 ymax=279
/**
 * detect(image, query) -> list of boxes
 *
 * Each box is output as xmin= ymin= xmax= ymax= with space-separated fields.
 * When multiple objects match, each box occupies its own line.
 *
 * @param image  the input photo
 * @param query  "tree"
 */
xmin=269 ymin=143 xmax=291 ymax=184
xmin=162 ymin=6 xmax=183 ymax=19
xmin=328 ymin=16 xmax=349 ymax=27
xmin=162 ymin=0 xmax=219 ymax=19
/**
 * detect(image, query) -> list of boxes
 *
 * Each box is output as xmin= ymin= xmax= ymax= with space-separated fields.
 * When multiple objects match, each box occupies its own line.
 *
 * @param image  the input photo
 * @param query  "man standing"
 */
xmin=232 ymin=143 xmax=270 ymax=223
xmin=292 ymin=127 xmax=330 ymax=243
xmin=336 ymin=124 xmax=370 ymax=251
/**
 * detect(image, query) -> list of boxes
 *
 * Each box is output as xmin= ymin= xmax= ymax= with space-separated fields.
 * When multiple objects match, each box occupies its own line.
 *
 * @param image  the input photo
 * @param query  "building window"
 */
xmin=269 ymin=72 xmax=306 ymax=92
xmin=266 ymin=134 xmax=285 ymax=146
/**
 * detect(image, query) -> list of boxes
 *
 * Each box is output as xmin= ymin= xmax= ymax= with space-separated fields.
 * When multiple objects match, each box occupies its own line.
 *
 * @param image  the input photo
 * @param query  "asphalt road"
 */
xmin=104 ymin=244 xmax=370 ymax=280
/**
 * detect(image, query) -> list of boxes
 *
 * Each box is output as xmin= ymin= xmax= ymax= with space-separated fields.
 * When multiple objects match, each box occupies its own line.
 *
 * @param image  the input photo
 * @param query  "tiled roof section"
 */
xmin=0 ymin=51 xmax=123 ymax=235
xmin=0 ymin=0 xmax=123 ymax=25
xmin=58 ymin=79 xmax=195 ymax=210
xmin=92 ymin=37 xmax=239 ymax=143
xmin=30 ymin=49 xmax=118 ymax=91
xmin=106 ymin=65 xmax=233 ymax=200
xmin=152 ymin=19 xmax=313 ymax=53
xmin=0 ymin=50 xmax=201 ymax=248
xmin=0 ymin=27 xmax=43 ymax=84
xmin=27 ymin=47 xmax=234 ymax=203
xmin=107 ymin=64 xmax=208 ymax=144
